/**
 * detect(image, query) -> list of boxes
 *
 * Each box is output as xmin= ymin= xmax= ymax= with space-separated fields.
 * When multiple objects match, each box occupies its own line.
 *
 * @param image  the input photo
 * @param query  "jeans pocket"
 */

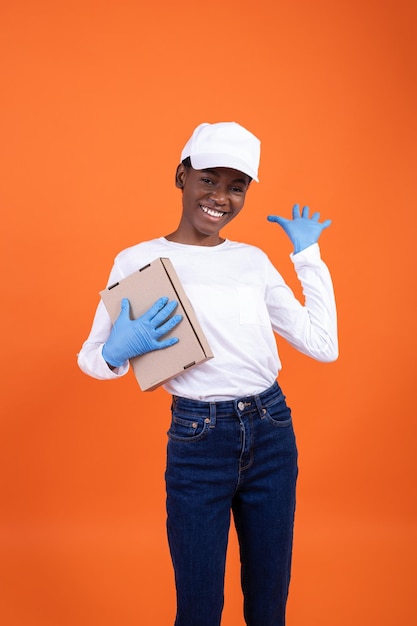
xmin=168 ymin=413 xmax=210 ymax=442
xmin=263 ymin=396 xmax=293 ymax=428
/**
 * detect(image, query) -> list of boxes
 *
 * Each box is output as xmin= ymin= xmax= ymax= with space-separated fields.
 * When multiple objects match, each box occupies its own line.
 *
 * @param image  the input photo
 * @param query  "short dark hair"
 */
xmin=181 ymin=156 xmax=192 ymax=168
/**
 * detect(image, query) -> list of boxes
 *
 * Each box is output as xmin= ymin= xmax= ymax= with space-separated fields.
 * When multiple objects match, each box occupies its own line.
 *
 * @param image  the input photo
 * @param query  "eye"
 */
xmin=230 ymin=186 xmax=244 ymax=193
xmin=201 ymin=177 xmax=214 ymax=185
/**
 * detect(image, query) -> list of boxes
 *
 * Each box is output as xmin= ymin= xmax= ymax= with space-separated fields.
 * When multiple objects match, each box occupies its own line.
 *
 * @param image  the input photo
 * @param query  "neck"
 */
xmin=165 ymin=230 xmax=225 ymax=247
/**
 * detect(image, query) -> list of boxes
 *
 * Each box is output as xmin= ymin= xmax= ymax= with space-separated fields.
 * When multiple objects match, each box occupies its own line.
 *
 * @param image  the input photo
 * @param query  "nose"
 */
xmin=209 ymin=185 xmax=227 ymax=206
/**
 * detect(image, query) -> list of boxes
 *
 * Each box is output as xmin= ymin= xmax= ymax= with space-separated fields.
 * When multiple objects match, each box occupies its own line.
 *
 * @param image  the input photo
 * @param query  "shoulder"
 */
xmin=226 ymin=240 xmax=270 ymax=262
xmin=226 ymin=239 xmax=266 ymax=254
xmin=113 ymin=238 xmax=168 ymax=276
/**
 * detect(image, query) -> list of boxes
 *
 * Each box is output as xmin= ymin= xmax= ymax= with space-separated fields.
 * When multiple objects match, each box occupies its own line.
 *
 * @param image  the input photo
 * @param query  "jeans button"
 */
xmin=238 ymin=401 xmax=245 ymax=411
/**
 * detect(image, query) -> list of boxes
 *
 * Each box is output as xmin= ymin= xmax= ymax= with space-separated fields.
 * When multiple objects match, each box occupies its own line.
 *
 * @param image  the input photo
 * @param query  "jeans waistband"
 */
xmin=172 ymin=381 xmax=282 ymax=418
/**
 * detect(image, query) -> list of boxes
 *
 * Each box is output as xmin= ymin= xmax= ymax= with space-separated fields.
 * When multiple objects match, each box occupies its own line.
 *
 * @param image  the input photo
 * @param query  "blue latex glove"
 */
xmin=267 ymin=204 xmax=331 ymax=253
xmin=102 ymin=297 xmax=182 ymax=367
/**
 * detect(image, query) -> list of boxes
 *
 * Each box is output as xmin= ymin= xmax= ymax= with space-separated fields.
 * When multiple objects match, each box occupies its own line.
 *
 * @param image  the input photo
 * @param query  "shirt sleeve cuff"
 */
xmin=290 ymin=243 xmax=321 ymax=265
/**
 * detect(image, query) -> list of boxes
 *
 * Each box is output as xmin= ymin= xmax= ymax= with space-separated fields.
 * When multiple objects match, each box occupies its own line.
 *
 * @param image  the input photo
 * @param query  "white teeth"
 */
xmin=201 ymin=205 xmax=225 ymax=218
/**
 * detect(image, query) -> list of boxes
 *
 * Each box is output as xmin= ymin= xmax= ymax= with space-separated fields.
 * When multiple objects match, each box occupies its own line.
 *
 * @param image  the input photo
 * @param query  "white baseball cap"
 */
xmin=180 ymin=122 xmax=261 ymax=182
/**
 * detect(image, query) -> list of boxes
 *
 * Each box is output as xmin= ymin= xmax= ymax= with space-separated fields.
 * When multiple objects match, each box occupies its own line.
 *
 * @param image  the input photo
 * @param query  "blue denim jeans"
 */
xmin=165 ymin=382 xmax=298 ymax=626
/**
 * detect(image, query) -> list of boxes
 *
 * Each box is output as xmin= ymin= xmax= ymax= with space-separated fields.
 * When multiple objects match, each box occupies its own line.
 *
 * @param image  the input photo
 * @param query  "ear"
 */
xmin=175 ymin=163 xmax=186 ymax=189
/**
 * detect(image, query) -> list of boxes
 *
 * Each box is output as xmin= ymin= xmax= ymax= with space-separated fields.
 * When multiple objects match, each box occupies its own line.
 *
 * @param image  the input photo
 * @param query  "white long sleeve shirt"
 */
xmin=78 ymin=238 xmax=338 ymax=401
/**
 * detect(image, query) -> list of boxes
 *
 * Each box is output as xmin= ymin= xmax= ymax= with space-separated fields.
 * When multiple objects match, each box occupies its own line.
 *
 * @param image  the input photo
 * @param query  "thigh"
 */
xmin=165 ymin=408 xmax=239 ymax=626
xmin=232 ymin=393 xmax=298 ymax=625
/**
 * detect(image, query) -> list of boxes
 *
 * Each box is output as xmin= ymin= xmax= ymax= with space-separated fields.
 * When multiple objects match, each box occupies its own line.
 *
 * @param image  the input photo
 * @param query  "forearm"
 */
xmin=77 ymin=299 xmax=130 ymax=380
xmin=291 ymin=244 xmax=338 ymax=361
xmin=78 ymin=342 xmax=130 ymax=379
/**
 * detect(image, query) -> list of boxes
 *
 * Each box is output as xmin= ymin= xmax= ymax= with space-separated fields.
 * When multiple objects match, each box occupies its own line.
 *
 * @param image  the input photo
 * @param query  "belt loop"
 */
xmin=209 ymin=402 xmax=217 ymax=428
xmin=254 ymin=394 xmax=265 ymax=418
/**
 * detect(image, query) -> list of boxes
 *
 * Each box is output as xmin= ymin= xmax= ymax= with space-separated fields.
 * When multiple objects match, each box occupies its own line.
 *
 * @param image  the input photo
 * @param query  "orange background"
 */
xmin=1 ymin=1 xmax=416 ymax=624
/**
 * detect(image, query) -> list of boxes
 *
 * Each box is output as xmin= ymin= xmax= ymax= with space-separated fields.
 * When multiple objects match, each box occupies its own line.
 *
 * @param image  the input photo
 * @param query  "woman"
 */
xmin=78 ymin=121 xmax=338 ymax=625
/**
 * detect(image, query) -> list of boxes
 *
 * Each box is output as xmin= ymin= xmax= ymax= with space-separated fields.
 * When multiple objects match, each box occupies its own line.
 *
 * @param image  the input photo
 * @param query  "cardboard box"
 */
xmin=100 ymin=257 xmax=213 ymax=391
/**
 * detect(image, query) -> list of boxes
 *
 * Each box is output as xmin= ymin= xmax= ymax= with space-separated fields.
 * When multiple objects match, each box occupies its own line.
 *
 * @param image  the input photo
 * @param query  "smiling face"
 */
xmin=166 ymin=163 xmax=251 ymax=246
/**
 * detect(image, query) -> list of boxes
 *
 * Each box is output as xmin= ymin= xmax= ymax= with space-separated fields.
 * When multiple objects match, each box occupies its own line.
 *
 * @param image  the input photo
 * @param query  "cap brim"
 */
xmin=190 ymin=153 xmax=259 ymax=182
